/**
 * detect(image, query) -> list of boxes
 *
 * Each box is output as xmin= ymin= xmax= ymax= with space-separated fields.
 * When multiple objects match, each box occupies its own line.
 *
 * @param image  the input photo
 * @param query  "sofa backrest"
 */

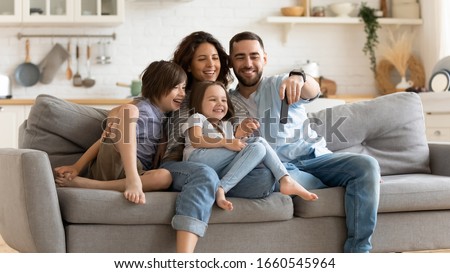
xmin=308 ymin=92 xmax=430 ymax=175
xmin=19 ymin=94 xmax=108 ymax=172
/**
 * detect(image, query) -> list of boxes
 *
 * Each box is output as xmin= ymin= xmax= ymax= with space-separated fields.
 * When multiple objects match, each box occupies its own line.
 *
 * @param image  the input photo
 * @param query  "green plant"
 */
xmin=358 ymin=2 xmax=381 ymax=75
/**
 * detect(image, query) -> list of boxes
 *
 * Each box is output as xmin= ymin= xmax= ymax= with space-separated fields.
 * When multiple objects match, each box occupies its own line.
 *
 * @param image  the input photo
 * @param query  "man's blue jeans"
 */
xmin=285 ymin=152 xmax=381 ymax=253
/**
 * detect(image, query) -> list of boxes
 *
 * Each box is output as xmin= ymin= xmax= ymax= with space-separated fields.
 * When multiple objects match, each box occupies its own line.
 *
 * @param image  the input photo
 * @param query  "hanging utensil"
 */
xmin=14 ymin=39 xmax=40 ymax=87
xmin=73 ymin=43 xmax=83 ymax=87
xmin=82 ymin=44 xmax=95 ymax=88
xmin=66 ymin=41 xmax=73 ymax=80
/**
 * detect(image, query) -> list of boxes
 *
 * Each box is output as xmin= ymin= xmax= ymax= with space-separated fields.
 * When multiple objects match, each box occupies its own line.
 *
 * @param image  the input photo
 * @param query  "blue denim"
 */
xmin=287 ymin=152 xmax=381 ymax=253
xmin=188 ymin=137 xmax=287 ymax=192
xmin=161 ymin=160 xmax=276 ymax=237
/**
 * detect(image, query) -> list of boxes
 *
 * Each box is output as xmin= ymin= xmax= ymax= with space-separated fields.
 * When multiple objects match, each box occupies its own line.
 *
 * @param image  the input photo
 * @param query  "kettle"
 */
xmin=302 ymin=60 xmax=320 ymax=78
xmin=0 ymin=74 xmax=12 ymax=99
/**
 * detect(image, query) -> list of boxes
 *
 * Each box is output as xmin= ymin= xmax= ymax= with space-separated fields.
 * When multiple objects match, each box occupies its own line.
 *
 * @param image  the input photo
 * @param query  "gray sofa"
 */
xmin=1 ymin=92 xmax=450 ymax=253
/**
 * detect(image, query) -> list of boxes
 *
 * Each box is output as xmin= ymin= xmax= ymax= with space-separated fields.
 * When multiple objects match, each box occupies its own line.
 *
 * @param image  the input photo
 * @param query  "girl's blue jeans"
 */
xmin=188 ymin=137 xmax=287 ymax=192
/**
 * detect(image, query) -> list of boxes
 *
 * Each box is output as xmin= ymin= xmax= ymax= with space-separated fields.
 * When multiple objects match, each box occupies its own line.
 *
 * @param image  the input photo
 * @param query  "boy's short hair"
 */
xmin=140 ymin=60 xmax=187 ymax=104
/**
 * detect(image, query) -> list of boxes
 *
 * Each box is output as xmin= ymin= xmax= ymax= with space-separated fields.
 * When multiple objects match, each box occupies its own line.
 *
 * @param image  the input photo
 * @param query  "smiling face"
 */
xmin=200 ymin=84 xmax=228 ymax=121
xmin=189 ymin=42 xmax=221 ymax=83
xmin=230 ymin=39 xmax=267 ymax=88
xmin=156 ymin=82 xmax=186 ymax=113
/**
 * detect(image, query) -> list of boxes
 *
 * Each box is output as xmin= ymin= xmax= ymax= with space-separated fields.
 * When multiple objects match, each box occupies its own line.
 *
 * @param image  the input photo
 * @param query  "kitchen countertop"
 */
xmin=0 ymin=98 xmax=133 ymax=105
xmin=1 ymin=95 xmax=376 ymax=106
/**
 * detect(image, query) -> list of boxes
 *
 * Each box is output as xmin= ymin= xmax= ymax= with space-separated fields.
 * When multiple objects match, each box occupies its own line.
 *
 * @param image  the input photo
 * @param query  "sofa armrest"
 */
xmin=428 ymin=142 xmax=450 ymax=176
xmin=0 ymin=148 xmax=66 ymax=252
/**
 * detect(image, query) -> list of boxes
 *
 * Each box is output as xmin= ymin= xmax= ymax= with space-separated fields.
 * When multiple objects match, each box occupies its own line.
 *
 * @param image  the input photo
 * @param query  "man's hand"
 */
xmin=235 ymin=118 xmax=260 ymax=138
xmin=278 ymin=75 xmax=304 ymax=104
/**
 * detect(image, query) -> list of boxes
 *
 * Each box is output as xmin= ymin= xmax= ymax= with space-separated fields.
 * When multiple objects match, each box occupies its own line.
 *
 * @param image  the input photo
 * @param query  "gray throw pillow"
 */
xmin=307 ymin=92 xmax=430 ymax=175
xmin=19 ymin=94 xmax=108 ymax=171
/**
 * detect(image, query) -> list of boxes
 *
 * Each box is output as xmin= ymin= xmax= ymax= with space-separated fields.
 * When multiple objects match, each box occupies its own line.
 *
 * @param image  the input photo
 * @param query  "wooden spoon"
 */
xmin=66 ymin=42 xmax=73 ymax=80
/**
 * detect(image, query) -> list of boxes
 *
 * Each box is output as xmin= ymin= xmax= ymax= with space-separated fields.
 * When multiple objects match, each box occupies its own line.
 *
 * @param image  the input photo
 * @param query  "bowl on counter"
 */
xmin=329 ymin=2 xmax=356 ymax=17
xmin=281 ymin=6 xmax=305 ymax=17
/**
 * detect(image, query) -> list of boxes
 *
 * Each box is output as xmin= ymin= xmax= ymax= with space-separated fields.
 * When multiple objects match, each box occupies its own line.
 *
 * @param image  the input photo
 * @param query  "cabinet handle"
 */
xmin=433 ymin=130 xmax=441 ymax=136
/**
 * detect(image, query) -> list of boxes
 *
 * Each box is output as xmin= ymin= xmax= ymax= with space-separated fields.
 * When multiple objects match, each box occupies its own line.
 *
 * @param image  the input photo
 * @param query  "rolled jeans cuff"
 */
xmin=172 ymin=215 xmax=208 ymax=237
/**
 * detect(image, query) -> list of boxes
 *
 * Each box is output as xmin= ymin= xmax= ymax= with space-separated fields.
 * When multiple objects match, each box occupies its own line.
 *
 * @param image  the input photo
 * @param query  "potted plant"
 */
xmin=358 ymin=2 xmax=381 ymax=75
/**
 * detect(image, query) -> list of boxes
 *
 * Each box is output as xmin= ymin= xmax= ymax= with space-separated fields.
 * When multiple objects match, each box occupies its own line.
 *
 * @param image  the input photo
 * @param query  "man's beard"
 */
xmin=235 ymin=70 xmax=263 ymax=87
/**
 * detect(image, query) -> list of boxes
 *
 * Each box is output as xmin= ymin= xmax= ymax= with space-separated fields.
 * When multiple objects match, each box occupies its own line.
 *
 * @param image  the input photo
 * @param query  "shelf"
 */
xmin=266 ymin=16 xmax=423 ymax=25
xmin=266 ymin=16 xmax=423 ymax=44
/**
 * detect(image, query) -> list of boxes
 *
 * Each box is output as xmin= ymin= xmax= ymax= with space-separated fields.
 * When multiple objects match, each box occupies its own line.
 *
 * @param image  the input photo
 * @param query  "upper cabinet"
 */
xmin=0 ymin=0 xmax=22 ymax=23
xmin=0 ymin=0 xmax=124 ymax=26
xmin=73 ymin=0 xmax=124 ymax=25
xmin=22 ymin=0 xmax=74 ymax=23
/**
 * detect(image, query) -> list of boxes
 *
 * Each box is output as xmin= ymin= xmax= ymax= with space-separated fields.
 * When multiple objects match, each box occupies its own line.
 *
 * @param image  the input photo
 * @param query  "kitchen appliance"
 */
xmin=302 ymin=60 xmax=320 ymax=78
xmin=0 ymin=74 xmax=12 ymax=99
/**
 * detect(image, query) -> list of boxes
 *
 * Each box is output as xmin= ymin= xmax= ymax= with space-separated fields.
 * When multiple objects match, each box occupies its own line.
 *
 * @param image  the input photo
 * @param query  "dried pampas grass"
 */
xmin=378 ymin=29 xmax=415 ymax=77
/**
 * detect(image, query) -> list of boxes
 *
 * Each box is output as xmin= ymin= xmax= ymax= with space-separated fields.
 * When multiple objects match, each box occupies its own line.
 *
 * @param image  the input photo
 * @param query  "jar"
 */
xmin=312 ymin=6 xmax=325 ymax=17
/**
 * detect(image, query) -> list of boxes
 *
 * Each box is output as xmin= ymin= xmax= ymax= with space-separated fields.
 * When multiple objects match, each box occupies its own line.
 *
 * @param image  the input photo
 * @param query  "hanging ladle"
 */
xmin=82 ymin=44 xmax=95 ymax=88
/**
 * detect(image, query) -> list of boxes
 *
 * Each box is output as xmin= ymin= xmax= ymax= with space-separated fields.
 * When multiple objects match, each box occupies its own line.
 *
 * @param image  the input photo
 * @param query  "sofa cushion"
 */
xmin=294 ymin=174 xmax=450 ymax=218
xmin=19 ymin=94 xmax=108 ymax=170
xmin=57 ymin=189 xmax=293 ymax=225
xmin=308 ymin=92 xmax=430 ymax=175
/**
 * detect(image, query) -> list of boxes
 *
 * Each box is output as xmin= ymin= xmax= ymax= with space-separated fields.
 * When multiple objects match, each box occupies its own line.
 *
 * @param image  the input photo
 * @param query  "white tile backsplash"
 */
xmin=0 ymin=0 xmax=427 ymax=99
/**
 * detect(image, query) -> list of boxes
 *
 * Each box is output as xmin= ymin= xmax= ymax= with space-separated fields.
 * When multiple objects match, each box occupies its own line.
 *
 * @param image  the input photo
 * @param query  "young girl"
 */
xmin=183 ymin=81 xmax=318 ymax=211
xmin=54 ymin=60 xmax=187 ymax=204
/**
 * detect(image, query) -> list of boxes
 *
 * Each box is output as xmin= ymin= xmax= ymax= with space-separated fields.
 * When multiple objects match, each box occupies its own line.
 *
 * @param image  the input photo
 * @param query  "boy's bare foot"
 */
xmin=124 ymin=178 xmax=146 ymax=204
xmin=216 ymin=187 xmax=233 ymax=211
xmin=55 ymin=175 xmax=86 ymax=188
xmin=279 ymin=176 xmax=318 ymax=201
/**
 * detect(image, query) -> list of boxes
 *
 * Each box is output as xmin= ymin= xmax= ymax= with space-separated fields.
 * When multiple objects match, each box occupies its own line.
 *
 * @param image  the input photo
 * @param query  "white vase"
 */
xmin=396 ymin=76 xmax=413 ymax=91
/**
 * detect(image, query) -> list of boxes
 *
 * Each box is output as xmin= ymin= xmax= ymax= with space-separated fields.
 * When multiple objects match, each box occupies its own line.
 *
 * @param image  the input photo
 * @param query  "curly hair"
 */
xmin=171 ymin=31 xmax=232 ymax=90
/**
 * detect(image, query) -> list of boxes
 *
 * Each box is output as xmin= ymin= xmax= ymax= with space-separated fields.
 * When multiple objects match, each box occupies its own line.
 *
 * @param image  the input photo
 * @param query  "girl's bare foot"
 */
xmin=216 ymin=187 xmax=233 ymax=211
xmin=279 ymin=176 xmax=318 ymax=201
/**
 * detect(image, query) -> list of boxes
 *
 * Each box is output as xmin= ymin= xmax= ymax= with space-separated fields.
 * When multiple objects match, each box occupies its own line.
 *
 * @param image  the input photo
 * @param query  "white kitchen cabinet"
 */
xmin=74 ymin=0 xmax=124 ymax=25
xmin=0 ymin=0 xmax=123 ymax=25
xmin=0 ymin=105 xmax=26 ymax=148
xmin=419 ymin=92 xmax=450 ymax=143
xmin=0 ymin=0 xmax=22 ymax=23
xmin=22 ymin=0 xmax=73 ymax=23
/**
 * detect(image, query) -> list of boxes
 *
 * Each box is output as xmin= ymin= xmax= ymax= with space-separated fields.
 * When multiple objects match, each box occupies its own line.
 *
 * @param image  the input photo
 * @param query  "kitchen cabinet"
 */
xmin=419 ymin=92 xmax=450 ymax=143
xmin=0 ymin=0 xmax=22 ymax=23
xmin=0 ymin=105 xmax=26 ymax=148
xmin=73 ymin=0 xmax=124 ymax=25
xmin=0 ymin=0 xmax=124 ymax=26
xmin=22 ymin=0 xmax=73 ymax=23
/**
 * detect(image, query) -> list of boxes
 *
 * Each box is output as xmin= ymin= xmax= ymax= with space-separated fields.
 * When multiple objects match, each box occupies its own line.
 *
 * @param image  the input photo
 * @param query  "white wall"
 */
xmin=0 ymin=0 xmax=433 ymax=99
